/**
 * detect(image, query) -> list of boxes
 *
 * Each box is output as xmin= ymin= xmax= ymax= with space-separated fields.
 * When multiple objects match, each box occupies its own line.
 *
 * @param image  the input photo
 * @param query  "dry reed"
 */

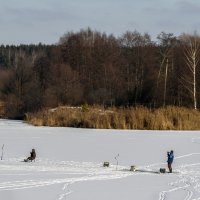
xmin=25 ymin=106 xmax=200 ymax=130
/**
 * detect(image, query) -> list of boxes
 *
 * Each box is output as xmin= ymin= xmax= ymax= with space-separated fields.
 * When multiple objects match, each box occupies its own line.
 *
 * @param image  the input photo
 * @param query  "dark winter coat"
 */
xmin=167 ymin=152 xmax=174 ymax=164
xmin=29 ymin=149 xmax=36 ymax=160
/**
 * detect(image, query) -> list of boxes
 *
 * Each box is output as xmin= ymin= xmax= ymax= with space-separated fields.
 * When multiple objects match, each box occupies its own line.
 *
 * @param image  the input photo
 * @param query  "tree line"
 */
xmin=0 ymin=28 xmax=200 ymax=118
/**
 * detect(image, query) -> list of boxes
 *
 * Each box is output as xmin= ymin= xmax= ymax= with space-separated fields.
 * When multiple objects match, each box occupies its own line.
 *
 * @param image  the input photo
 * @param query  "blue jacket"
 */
xmin=167 ymin=152 xmax=174 ymax=164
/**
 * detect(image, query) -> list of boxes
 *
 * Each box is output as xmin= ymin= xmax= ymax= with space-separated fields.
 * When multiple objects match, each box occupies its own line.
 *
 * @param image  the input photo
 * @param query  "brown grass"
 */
xmin=25 ymin=106 xmax=200 ymax=130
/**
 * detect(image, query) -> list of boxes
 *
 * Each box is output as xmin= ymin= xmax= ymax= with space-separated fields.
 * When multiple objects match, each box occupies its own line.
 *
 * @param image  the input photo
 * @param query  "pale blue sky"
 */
xmin=1 ymin=0 xmax=200 ymax=44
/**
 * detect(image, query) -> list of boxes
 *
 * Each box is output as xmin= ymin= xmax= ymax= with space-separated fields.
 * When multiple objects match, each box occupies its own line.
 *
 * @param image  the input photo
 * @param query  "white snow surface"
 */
xmin=0 ymin=119 xmax=200 ymax=199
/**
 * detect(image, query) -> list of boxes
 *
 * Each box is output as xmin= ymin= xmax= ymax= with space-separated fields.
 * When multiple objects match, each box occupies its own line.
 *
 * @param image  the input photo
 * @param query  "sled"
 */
xmin=132 ymin=168 xmax=178 ymax=174
xmin=23 ymin=158 xmax=35 ymax=162
xmin=23 ymin=159 xmax=30 ymax=162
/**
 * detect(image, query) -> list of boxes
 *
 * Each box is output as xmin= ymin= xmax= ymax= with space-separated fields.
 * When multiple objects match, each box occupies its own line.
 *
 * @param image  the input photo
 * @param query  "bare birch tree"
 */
xmin=180 ymin=34 xmax=200 ymax=109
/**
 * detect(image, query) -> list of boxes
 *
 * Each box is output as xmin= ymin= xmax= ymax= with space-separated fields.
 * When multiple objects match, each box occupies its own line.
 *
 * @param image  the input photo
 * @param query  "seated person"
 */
xmin=24 ymin=149 xmax=36 ymax=162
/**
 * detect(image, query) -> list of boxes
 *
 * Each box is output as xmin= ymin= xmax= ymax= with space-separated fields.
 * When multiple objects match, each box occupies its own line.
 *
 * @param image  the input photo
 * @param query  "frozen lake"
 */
xmin=0 ymin=119 xmax=200 ymax=200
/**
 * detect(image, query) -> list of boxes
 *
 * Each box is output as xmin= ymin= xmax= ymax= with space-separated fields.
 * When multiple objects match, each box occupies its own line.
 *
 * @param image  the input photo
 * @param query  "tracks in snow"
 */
xmin=2 ymin=154 xmax=200 ymax=200
xmin=0 ymin=157 xmax=132 ymax=200
xmin=158 ymin=155 xmax=200 ymax=200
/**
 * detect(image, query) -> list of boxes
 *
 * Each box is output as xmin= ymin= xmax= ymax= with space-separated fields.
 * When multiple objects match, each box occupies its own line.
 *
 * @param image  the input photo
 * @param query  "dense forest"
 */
xmin=0 ymin=28 xmax=200 ymax=118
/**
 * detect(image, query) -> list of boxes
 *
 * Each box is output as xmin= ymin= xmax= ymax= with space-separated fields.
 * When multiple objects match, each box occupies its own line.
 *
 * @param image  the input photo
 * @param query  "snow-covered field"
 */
xmin=0 ymin=119 xmax=200 ymax=200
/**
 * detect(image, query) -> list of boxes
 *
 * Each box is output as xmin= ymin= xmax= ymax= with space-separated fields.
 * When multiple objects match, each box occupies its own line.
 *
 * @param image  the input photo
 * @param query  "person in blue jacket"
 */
xmin=167 ymin=150 xmax=174 ymax=173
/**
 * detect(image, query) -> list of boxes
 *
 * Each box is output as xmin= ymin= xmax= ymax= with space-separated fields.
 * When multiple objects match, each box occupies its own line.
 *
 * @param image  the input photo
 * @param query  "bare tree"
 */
xmin=156 ymin=32 xmax=177 ymax=106
xmin=0 ymin=55 xmax=40 ymax=117
xmin=180 ymin=33 xmax=200 ymax=109
xmin=119 ymin=31 xmax=152 ymax=105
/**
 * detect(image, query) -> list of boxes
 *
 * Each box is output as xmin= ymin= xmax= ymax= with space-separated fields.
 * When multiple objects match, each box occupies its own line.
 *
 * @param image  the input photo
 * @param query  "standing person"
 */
xmin=167 ymin=150 xmax=174 ymax=173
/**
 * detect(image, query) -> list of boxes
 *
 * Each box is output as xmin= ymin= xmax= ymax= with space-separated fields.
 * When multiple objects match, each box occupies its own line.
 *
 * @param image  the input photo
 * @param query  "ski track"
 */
xmin=0 ymin=158 xmax=134 ymax=199
xmin=157 ymin=155 xmax=200 ymax=200
xmin=1 ymin=155 xmax=200 ymax=200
